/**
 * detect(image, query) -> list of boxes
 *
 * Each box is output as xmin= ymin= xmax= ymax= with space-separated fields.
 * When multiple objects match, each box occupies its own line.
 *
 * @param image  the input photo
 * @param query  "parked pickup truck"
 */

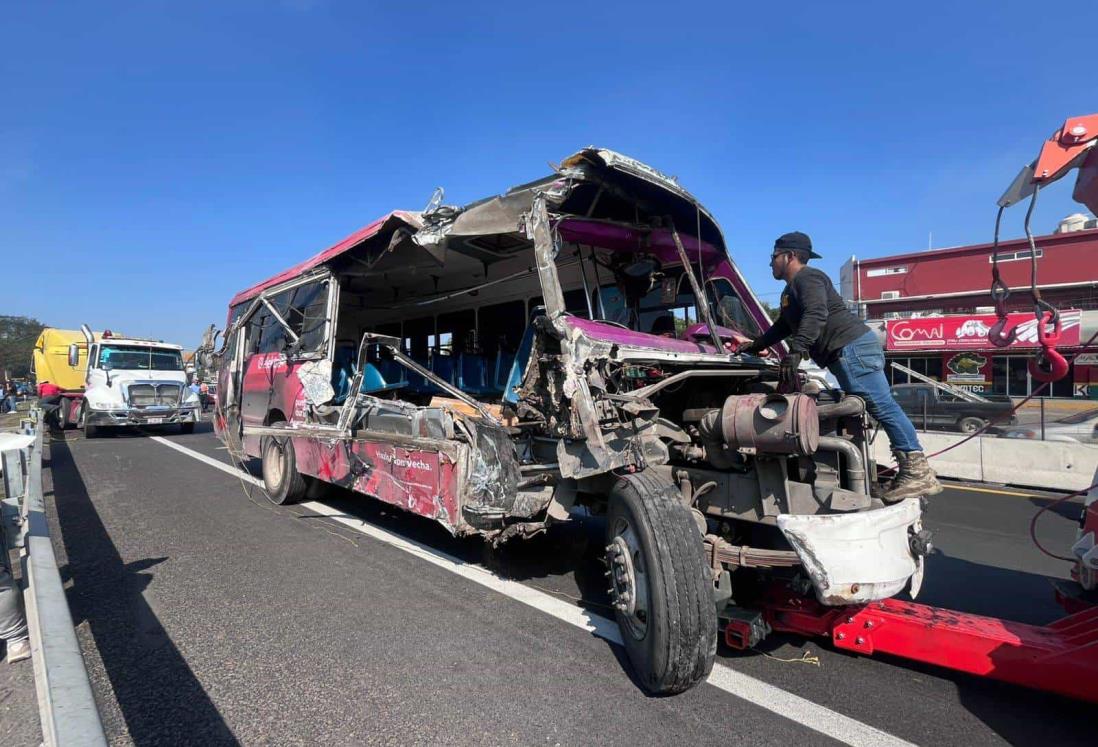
xmin=890 ymin=383 xmax=1015 ymax=434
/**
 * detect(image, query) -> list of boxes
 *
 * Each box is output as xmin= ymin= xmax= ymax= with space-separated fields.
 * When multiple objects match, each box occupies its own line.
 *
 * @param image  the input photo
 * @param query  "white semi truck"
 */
xmin=68 ymin=324 xmax=200 ymax=437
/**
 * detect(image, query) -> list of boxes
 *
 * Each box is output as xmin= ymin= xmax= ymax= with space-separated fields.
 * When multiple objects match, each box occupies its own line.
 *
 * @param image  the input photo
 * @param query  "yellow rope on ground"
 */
xmin=754 ymin=648 xmax=821 ymax=667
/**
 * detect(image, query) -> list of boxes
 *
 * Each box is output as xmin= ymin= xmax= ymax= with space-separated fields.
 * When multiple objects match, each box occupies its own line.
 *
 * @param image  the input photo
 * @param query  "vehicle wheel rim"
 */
xmin=263 ymin=439 xmax=285 ymax=490
xmin=607 ymin=517 xmax=649 ymax=640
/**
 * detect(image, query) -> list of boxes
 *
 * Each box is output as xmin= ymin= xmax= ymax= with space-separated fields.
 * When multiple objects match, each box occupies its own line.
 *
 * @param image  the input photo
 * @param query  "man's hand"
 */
xmin=735 ymin=332 xmax=767 ymax=356
xmin=779 ymin=351 xmax=803 ymax=391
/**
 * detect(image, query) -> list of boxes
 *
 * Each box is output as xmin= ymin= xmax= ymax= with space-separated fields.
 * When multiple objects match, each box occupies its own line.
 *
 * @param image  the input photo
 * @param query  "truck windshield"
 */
xmin=98 ymin=345 xmax=184 ymax=371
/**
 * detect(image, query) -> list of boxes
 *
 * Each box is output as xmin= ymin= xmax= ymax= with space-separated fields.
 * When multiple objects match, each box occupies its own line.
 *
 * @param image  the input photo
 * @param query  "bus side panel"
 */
xmin=240 ymin=353 xmax=306 ymax=457
xmin=292 ymin=436 xmax=463 ymax=534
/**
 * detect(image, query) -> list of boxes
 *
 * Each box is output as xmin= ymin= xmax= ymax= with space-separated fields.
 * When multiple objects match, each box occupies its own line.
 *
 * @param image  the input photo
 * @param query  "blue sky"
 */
xmin=3 ymin=1 xmax=1095 ymax=348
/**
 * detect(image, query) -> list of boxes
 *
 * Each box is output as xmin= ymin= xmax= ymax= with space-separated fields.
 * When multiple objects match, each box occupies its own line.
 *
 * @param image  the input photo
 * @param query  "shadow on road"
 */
xmin=49 ymin=436 xmax=240 ymax=745
xmin=1026 ymin=493 xmax=1087 ymax=522
xmin=917 ymin=548 xmax=1069 ymax=625
xmin=287 ymin=482 xmax=650 ymax=683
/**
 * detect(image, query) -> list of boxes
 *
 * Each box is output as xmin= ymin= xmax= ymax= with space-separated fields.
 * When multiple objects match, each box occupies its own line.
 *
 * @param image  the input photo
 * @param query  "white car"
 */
xmin=997 ymin=407 xmax=1098 ymax=444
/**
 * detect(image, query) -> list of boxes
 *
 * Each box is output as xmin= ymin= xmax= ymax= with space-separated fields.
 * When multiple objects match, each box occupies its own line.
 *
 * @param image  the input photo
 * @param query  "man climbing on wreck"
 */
xmin=739 ymin=231 xmax=942 ymax=502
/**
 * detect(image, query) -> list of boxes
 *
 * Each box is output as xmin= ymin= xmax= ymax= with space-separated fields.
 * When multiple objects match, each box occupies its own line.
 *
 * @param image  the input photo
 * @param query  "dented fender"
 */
xmin=777 ymin=500 xmax=925 ymax=606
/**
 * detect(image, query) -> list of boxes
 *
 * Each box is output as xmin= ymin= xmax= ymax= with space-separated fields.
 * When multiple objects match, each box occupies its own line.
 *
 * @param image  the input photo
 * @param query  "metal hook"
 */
xmin=1028 ymin=305 xmax=1067 ymax=382
xmin=1033 ymin=305 xmax=1062 ymax=345
xmin=1028 ymin=347 xmax=1069 ymax=382
xmin=987 ymin=317 xmax=1018 ymax=347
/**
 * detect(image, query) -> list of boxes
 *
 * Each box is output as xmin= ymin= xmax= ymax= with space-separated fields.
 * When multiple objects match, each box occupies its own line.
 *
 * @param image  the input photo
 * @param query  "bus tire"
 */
xmin=261 ymin=422 xmax=308 ymax=505
xmin=180 ymin=422 xmax=195 ymax=435
xmin=56 ymin=399 xmax=70 ymax=430
xmin=605 ymin=471 xmax=716 ymax=694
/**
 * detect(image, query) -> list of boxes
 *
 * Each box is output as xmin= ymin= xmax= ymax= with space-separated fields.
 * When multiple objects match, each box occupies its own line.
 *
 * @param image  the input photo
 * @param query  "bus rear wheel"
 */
xmin=261 ymin=422 xmax=308 ymax=505
xmin=605 ymin=472 xmax=716 ymax=694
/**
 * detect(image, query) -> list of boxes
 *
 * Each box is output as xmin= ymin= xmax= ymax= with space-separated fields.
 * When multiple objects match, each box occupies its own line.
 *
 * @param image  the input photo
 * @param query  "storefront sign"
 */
xmin=944 ymin=352 xmax=992 ymax=393
xmin=885 ymin=310 xmax=1082 ymax=351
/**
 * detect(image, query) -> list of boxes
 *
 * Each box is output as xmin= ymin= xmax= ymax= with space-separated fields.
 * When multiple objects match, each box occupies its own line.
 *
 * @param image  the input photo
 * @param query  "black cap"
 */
xmin=774 ymin=231 xmax=822 ymax=260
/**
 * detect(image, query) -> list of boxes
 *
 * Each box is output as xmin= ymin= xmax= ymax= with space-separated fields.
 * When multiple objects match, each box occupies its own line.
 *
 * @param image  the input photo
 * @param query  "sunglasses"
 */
xmin=770 ymin=251 xmax=791 ymax=262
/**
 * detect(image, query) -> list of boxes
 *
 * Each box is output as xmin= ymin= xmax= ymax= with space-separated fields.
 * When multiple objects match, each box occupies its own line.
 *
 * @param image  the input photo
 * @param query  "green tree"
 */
xmin=760 ymin=301 xmax=781 ymax=322
xmin=0 ymin=315 xmax=47 ymax=379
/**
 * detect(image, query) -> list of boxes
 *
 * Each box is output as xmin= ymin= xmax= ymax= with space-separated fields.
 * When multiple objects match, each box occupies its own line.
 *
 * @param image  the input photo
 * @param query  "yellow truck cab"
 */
xmin=31 ymin=327 xmax=100 ymax=426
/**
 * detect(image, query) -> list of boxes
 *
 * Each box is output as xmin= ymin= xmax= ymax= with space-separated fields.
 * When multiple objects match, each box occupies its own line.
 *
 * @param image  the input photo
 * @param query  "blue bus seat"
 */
xmin=502 ymin=308 xmax=545 ymax=405
xmin=377 ymin=358 xmax=408 ymax=387
xmin=457 ymin=353 xmax=492 ymax=395
xmin=406 ymin=356 xmax=432 ymax=394
xmin=332 ymin=344 xmax=405 ymax=401
xmin=493 ymin=351 xmax=515 ymax=393
xmin=332 ymin=345 xmax=357 ymax=404
xmin=503 ymin=330 xmax=535 ymax=405
xmin=359 ymin=363 xmax=404 ymax=395
xmin=431 ymin=355 xmax=456 ymax=388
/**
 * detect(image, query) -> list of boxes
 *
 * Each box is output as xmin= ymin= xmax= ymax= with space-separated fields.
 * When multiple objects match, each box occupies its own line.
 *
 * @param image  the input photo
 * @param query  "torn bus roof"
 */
xmin=229 ymin=147 xmax=735 ymax=309
xmin=229 ymin=210 xmax=423 ymax=307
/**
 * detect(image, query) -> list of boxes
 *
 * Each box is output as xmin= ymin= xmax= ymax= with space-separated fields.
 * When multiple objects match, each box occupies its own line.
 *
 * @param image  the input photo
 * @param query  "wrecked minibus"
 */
xmin=212 ymin=148 xmax=928 ymax=694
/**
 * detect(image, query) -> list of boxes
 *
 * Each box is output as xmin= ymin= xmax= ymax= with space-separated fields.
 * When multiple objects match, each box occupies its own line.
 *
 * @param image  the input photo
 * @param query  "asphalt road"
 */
xmin=28 ymin=421 xmax=1095 ymax=746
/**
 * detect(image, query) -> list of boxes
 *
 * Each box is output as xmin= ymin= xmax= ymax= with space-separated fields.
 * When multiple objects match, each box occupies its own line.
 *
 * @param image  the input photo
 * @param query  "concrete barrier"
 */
xmin=870 ymin=432 xmax=1098 ymax=492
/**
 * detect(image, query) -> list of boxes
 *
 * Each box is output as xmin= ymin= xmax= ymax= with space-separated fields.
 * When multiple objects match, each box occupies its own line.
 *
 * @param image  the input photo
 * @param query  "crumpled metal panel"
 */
xmin=293 ymin=436 xmax=462 ymax=533
xmin=463 ymin=420 xmax=525 ymax=517
xmin=296 ymin=359 xmax=335 ymax=405
xmin=776 ymin=500 xmax=924 ymax=606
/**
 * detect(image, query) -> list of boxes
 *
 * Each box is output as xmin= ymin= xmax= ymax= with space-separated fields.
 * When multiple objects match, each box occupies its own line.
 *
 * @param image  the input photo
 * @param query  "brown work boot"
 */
xmin=5 ymin=637 xmax=30 ymax=663
xmin=882 ymin=451 xmax=942 ymax=503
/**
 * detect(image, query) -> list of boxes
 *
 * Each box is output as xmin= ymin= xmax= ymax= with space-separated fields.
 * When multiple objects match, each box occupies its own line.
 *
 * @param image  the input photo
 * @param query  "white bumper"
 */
xmin=777 ymin=500 xmax=925 ymax=606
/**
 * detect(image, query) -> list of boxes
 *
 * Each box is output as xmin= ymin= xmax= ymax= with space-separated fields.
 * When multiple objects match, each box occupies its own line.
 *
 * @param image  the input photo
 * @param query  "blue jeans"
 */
xmin=827 ymin=330 xmax=922 ymax=453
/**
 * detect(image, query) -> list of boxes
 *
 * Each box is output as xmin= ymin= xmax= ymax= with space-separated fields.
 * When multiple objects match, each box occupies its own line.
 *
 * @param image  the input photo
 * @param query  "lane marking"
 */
xmin=948 ymin=484 xmax=1036 ymax=497
xmin=945 ymin=483 xmax=1046 ymax=498
xmin=150 ymin=435 xmax=915 ymax=747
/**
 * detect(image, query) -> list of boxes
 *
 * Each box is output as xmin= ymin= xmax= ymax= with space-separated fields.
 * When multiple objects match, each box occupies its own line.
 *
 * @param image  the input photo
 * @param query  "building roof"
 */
xmin=855 ymin=227 xmax=1098 ymax=266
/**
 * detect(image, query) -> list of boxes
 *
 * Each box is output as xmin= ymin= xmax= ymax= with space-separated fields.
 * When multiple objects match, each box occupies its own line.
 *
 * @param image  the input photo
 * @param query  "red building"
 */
xmin=840 ymin=220 xmax=1098 ymax=399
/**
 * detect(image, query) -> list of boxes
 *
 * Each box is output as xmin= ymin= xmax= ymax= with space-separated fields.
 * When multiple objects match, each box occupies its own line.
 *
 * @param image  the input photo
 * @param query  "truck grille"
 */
xmin=128 ymin=383 xmax=182 ymax=407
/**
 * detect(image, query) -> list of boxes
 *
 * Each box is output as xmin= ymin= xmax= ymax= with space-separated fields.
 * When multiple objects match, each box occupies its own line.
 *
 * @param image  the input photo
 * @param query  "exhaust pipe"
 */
xmin=80 ymin=323 xmax=94 ymax=344
xmin=816 ymin=394 xmax=865 ymax=420
xmin=816 ymin=436 xmax=867 ymax=494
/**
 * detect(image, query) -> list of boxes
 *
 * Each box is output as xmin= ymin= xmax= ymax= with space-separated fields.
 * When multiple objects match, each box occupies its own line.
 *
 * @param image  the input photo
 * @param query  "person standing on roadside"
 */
xmin=738 ymin=231 xmax=942 ymax=502
xmin=2 ymin=382 xmax=17 ymax=414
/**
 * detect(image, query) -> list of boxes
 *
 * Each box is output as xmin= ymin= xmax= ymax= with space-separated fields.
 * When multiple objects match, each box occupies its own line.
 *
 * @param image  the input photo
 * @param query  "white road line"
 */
xmin=150 ymin=435 xmax=916 ymax=747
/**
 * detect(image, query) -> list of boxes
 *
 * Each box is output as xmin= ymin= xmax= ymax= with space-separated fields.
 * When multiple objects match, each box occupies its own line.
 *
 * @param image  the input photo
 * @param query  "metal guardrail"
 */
xmin=2 ymin=411 xmax=107 ymax=747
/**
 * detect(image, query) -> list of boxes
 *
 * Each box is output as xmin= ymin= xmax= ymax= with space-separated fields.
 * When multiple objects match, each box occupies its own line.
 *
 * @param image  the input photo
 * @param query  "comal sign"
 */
xmin=885 ymin=310 xmax=1082 ymax=351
